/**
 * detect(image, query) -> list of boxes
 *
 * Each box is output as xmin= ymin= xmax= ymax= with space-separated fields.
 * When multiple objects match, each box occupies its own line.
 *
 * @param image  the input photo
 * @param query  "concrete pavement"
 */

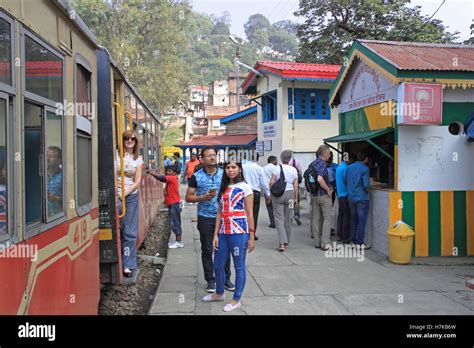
xmin=149 ymin=197 xmax=474 ymax=315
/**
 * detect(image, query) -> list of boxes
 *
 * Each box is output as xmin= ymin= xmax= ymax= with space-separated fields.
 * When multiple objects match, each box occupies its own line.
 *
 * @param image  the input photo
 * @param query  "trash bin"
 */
xmin=387 ymin=220 xmax=415 ymax=264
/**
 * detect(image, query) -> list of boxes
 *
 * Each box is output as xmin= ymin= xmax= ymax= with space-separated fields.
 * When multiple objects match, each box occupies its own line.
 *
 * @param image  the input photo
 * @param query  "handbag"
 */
xmin=270 ymin=165 xmax=286 ymax=197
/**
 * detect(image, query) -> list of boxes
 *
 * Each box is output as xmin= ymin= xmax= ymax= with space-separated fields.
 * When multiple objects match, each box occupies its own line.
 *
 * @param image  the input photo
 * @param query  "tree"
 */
xmin=269 ymin=21 xmax=299 ymax=55
xmin=244 ymin=14 xmax=272 ymax=49
xmin=465 ymin=22 xmax=474 ymax=45
xmin=72 ymin=0 xmax=191 ymax=112
xmin=295 ymin=0 xmax=460 ymax=64
xmin=272 ymin=20 xmax=298 ymax=35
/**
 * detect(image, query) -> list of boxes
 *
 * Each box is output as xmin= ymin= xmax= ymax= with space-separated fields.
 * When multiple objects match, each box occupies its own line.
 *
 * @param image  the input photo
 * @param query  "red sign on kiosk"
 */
xmin=397 ymin=82 xmax=442 ymax=125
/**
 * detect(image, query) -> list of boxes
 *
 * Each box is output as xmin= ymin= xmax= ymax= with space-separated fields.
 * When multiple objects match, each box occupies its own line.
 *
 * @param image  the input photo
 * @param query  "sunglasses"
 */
xmin=124 ymin=137 xmax=137 ymax=141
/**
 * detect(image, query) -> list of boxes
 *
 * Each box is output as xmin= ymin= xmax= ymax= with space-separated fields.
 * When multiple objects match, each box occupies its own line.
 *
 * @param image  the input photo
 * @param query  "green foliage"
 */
xmin=72 ymin=0 xmax=190 ymax=113
xmin=244 ymin=14 xmax=272 ymax=49
xmin=465 ymin=22 xmax=474 ymax=45
xmin=296 ymin=0 xmax=460 ymax=64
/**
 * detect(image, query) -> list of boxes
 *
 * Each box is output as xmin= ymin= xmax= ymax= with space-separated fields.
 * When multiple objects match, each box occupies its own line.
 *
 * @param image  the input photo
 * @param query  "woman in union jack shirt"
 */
xmin=202 ymin=160 xmax=255 ymax=312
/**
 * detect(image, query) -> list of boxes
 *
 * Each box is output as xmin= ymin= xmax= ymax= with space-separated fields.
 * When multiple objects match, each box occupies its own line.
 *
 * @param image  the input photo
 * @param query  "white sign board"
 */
xmin=256 ymin=141 xmax=264 ymax=156
xmin=398 ymin=125 xmax=474 ymax=191
xmin=264 ymin=140 xmax=272 ymax=151
xmin=340 ymin=59 xmax=397 ymax=113
xmin=263 ymin=124 xmax=276 ymax=138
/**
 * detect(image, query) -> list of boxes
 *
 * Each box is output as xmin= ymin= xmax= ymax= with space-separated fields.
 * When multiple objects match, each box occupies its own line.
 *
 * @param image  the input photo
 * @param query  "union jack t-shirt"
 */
xmin=218 ymin=182 xmax=253 ymax=235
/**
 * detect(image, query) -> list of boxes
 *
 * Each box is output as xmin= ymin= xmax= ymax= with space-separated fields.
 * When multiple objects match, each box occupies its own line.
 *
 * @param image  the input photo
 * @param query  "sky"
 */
xmin=190 ymin=0 xmax=473 ymax=43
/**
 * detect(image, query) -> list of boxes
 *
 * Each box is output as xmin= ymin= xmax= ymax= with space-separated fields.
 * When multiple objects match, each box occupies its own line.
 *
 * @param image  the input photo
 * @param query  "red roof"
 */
xmin=176 ymin=134 xmax=257 ymax=148
xmin=360 ymin=40 xmax=474 ymax=71
xmin=242 ymin=61 xmax=341 ymax=93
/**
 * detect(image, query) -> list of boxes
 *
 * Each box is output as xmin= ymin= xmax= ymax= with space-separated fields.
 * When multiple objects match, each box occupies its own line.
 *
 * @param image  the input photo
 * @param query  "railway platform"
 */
xmin=149 ymin=197 xmax=474 ymax=315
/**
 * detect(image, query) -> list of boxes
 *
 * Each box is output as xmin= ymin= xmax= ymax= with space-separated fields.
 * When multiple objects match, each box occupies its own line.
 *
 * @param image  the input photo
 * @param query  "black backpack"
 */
xmin=270 ymin=165 xmax=286 ymax=197
xmin=303 ymin=160 xmax=319 ymax=195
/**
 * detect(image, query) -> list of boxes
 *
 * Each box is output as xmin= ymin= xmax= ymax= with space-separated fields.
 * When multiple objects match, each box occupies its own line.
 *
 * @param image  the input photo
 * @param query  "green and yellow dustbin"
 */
xmin=387 ymin=220 xmax=415 ymax=264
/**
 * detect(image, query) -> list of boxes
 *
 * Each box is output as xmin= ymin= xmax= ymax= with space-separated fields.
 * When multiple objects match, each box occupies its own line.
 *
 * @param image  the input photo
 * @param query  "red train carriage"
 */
xmin=0 ymin=0 xmax=163 ymax=314
xmin=97 ymin=47 xmax=163 ymax=285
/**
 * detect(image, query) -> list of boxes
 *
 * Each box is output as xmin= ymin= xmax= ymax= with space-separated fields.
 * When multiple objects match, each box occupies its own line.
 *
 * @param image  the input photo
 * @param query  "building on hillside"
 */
xmin=327 ymin=39 xmax=474 ymax=257
xmin=175 ymin=106 xmax=258 ymax=173
xmin=241 ymin=60 xmax=341 ymax=170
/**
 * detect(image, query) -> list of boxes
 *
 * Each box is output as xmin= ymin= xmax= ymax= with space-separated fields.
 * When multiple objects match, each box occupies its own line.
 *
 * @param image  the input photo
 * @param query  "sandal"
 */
xmin=278 ymin=244 xmax=285 ymax=252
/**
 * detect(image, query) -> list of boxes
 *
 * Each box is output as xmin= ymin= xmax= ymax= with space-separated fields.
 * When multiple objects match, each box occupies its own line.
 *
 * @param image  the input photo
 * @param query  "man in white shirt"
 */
xmin=242 ymin=158 xmax=264 ymax=240
xmin=288 ymin=157 xmax=302 ymax=225
xmin=261 ymin=156 xmax=277 ymax=228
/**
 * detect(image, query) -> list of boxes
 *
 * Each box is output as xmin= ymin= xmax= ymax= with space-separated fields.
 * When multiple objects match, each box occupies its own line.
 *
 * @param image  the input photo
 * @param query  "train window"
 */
xmin=0 ymin=17 xmax=12 ymax=86
xmin=137 ymin=103 xmax=145 ymax=128
xmin=24 ymin=102 xmax=43 ymax=225
xmin=25 ymin=102 xmax=66 ymax=227
xmin=45 ymin=111 xmax=63 ymax=221
xmin=24 ymin=35 xmax=63 ymax=103
xmin=76 ymin=64 xmax=92 ymax=118
xmin=147 ymin=131 xmax=154 ymax=169
xmin=74 ymin=56 xmax=93 ymax=215
xmin=125 ymin=89 xmax=135 ymax=130
xmin=0 ymin=97 xmax=7 ymax=237
xmin=77 ymin=130 xmax=92 ymax=209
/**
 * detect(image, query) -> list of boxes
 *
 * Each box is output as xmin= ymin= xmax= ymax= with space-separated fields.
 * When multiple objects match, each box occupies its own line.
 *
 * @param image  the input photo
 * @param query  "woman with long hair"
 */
xmin=116 ymin=130 xmax=143 ymax=277
xmin=202 ymin=160 xmax=255 ymax=312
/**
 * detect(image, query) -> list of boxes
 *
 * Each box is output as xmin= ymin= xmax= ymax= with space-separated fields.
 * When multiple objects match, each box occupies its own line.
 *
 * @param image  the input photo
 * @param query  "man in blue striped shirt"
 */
xmin=344 ymin=152 xmax=371 ymax=249
xmin=335 ymin=153 xmax=356 ymax=243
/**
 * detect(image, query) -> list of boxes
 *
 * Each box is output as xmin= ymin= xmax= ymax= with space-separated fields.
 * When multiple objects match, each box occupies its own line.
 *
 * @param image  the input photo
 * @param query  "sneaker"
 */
xmin=360 ymin=244 xmax=371 ymax=250
xmin=224 ymin=280 xmax=235 ymax=291
xmin=321 ymin=243 xmax=332 ymax=251
xmin=168 ymin=241 xmax=184 ymax=249
xmin=206 ymin=281 xmax=216 ymax=293
xmin=295 ymin=217 xmax=302 ymax=225
xmin=269 ymin=224 xmax=276 ymax=228
xmin=202 ymin=294 xmax=225 ymax=302
xmin=223 ymin=301 xmax=241 ymax=312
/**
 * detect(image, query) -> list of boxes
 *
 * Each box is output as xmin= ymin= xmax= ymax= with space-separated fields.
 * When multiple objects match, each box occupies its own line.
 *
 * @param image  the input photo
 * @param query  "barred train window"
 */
xmin=25 ymin=36 xmax=62 ymax=102
xmin=75 ymin=61 xmax=93 ymax=211
xmin=0 ymin=17 xmax=12 ymax=86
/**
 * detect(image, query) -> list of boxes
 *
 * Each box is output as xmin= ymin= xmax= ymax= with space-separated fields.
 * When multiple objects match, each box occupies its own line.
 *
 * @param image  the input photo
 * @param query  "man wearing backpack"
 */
xmin=269 ymin=150 xmax=299 ymax=252
xmin=307 ymin=145 xmax=334 ymax=250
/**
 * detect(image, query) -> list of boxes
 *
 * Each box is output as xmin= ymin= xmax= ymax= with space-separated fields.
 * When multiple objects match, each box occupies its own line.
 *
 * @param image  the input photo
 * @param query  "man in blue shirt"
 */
xmin=186 ymin=146 xmax=233 ymax=293
xmin=46 ymin=146 xmax=63 ymax=217
xmin=344 ymin=152 xmax=371 ymax=249
xmin=309 ymin=145 xmax=334 ymax=250
xmin=335 ymin=153 xmax=356 ymax=243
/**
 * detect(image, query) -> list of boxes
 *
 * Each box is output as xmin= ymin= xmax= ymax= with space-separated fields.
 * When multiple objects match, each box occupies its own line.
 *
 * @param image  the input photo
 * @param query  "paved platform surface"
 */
xmin=149 ymin=196 xmax=474 ymax=315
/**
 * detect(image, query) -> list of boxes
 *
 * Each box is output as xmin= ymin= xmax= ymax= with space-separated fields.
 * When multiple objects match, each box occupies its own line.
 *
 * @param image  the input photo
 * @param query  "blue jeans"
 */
xmin=197 ymin=216 xmax=231 ymax=283
xmin=214 ymin=233 xmax=249 ymax=301
xmin=119 ymin=193 xmax=139 ymax=270
xmin=349 ymin=199 xmax=369 ymax=245
xmin=168 ymin=203 xmax=182 ymax=236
